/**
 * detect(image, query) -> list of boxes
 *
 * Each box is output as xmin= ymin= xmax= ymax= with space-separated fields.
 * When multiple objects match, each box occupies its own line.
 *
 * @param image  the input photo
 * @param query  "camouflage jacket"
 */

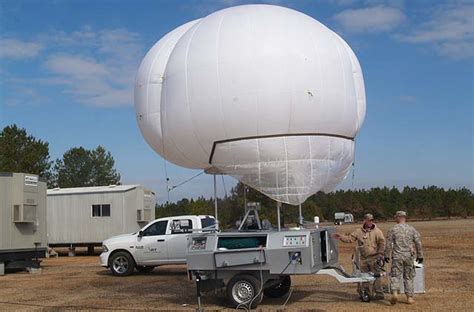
xmin=339 ymin=224 xmax=385 ymax=258
xmin=385 ymin=223 xmax=423 ymax=259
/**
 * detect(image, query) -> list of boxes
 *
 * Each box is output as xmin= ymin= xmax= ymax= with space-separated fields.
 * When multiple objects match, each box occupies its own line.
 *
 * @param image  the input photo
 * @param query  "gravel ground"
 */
xmin=0 ymin=219 xmax=473 ymax=311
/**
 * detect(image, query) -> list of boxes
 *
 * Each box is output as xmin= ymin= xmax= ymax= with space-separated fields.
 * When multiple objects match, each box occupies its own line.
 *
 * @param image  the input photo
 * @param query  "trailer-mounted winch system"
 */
xmin=185 ymin=203 xmax=382 ymax=309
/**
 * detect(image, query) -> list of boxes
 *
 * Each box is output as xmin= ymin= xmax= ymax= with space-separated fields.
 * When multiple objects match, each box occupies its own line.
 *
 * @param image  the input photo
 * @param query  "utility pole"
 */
xmin=277 ymin=201 xmax=282 ymax=232
xmin=213 ymin=174 xmax=219 ymax=231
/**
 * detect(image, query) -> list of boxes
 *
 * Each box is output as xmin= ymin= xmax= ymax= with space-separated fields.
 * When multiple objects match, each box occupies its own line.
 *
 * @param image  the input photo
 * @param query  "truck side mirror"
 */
xmin=138 ymin=230 xmax=144 ymax=238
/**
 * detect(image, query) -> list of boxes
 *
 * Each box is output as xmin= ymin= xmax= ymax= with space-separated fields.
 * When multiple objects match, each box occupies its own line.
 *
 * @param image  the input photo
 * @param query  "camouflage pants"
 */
xmin=359 ymin=255 xmax=384 ymax=294
xmin=390 ymin=256 xmax=416 ymax=296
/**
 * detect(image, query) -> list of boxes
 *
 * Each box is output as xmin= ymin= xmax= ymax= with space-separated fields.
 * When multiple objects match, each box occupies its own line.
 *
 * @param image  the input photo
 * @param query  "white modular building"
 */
xmin=0 ymin=172 xmax=48 ymax=274
xmin=47 ymin=185 xmax=155 ymax=248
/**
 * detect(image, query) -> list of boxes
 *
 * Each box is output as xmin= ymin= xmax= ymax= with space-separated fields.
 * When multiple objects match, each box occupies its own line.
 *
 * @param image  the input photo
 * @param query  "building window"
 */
xmin=92 ymin=205 xmax=101 ymax=217
xmin=102 ymin=204 xmax=110 ymax=216
xmin=92 ymin=204 xmax=111 ymax=217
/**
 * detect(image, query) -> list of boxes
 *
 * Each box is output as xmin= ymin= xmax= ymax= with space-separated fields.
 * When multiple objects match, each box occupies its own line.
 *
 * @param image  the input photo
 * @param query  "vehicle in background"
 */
xmin=100 ymin=215 xmax=215 ymax=276
xmin=334 ymin=212 xmax=354 ymax=225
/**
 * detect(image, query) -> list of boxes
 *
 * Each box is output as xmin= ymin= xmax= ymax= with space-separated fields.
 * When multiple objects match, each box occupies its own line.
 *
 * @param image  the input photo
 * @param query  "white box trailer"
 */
xmin=47 ymin=185 xmax=155 ymax=254
xmin=0 ymin=172 xmax=48 ymax=275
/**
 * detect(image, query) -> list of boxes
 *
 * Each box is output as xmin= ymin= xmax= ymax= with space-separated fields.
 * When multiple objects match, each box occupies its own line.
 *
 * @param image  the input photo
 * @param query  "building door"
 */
xmin=135 ymin=220 xmax=168 ymax=265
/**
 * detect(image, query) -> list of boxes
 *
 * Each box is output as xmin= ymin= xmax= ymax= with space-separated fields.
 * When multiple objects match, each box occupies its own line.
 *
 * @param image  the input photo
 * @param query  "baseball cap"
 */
xmin=395 ymin=211 xmax=407 ymax=217
xmin=364 ymin=213 xmax=374 ymax=220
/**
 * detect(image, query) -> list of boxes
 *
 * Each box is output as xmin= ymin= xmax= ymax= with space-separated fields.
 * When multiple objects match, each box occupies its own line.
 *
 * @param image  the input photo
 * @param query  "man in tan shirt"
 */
xmin=334 ymin=213 xmax=386 ymax=299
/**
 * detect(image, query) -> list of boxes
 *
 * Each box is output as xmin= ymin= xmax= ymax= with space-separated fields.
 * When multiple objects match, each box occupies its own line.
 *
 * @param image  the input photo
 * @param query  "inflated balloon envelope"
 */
xmin=135 ymin=5 xmax=366 ymax=205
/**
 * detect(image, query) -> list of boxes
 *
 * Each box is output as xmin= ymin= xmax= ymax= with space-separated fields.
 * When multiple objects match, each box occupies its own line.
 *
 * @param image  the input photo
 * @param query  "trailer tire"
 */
xmin=136 ymin=266 xmax=155 ymax=273
xmin=109 ymin=251 xmax=135 ymax=276
xmin=264 ymin=276 xmax=291 ymax=298
xmin=361 ymin=290 xmax=371 ymax=302
xmin=226 ymin=274 xmax=263 ymax=309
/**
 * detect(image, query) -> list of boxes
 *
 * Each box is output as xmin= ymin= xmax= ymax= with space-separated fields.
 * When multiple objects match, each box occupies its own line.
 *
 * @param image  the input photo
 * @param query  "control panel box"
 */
xmin=283 ymin=235 xmax=307 ymax=247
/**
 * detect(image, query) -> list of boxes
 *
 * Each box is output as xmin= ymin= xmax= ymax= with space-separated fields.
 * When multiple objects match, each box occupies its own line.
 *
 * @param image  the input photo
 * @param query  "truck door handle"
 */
xmin=157 ymin=239 xmax=165 ymax=242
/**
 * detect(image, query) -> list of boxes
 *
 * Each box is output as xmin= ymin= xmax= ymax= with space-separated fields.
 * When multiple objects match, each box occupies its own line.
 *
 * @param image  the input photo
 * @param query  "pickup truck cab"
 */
xmin=100 ymin=215 xmax=215 ymax=276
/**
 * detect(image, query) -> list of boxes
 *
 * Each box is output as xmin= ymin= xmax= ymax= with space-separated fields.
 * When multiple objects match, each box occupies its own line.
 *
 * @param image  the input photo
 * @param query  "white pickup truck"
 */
xmin=100 ymin=215 xmax=215 ymax=276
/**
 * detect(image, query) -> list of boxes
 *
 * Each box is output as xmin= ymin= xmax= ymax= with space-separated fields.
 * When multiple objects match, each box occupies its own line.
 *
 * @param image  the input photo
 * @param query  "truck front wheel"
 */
xmin=109 ymin=251 xmax=135 ymax=276
xmin=226 ymin=274 xmax=263 ymax=308
xmin=264 ymin=276 xmax=291 ymax=298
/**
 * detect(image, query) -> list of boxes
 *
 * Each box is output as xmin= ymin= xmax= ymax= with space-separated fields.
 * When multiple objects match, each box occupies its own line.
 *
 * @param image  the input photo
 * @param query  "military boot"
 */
xmin=390 ymin=292 xmax=398 ymax=305
xmin=407 ymin=296 xmax=415 ymax=304
xmin=373 ymin=292 xmax=385 ymax=300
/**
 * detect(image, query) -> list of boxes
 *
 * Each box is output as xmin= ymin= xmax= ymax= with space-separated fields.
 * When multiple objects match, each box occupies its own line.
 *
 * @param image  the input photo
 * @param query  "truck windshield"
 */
xmin=201 ymin=217 xmax=215 ymax=228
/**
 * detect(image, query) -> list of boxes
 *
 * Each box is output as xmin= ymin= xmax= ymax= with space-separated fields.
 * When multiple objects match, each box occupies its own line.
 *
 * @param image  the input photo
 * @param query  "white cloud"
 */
xmin=183 ymin=0 xmax=285 ymax=16
xmin=437 ymin=41 xmax=474 ymax=59
xmin=326 ymin=0 xmax=358 ymax=5
xmin=44 ymin=55 xmax=108 ymax=77
xmin=1 ymin=28 xmax=146 ymax=108
xmin=1 ymin=77 xmax=50 ymax=106
xmin=334 ymin=5 xmax=407 ymax=33
xmin=0 ymin=39 xmax=42 ymax=59
xmin=85 ymin=88 xmax=133 ymax=107
xmin=363 ymin=0 xmax=406 ymax=8
xmin=396 ymin=4 xmax=474 ymax=59
xmin=37 ymin=28 xmax=145 ymax=107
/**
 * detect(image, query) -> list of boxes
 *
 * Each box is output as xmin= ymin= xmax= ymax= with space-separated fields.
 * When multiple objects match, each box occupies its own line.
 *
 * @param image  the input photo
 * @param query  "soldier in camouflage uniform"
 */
xmin=385 ymin=211 xmax=423 ymax=305
xmin=334 ymin=213 xmax=386 ymax=300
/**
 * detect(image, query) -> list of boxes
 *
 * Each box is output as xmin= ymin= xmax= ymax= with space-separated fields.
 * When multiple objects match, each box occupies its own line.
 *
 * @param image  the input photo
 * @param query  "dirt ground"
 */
xmin=1 ymin=219 xmax=473 ymax=311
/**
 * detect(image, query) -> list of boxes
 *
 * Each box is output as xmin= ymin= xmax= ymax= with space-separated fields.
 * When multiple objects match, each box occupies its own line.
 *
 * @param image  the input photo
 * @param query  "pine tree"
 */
xmin=0 ymin=124 xmax=52 ymax=182
xmin=52 ymin=146 xmax=120 ymax=187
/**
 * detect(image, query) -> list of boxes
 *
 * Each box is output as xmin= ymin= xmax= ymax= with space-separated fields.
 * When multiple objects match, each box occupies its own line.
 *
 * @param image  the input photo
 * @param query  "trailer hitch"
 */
xmin=316 ymin=266 xmax=378 ymax=283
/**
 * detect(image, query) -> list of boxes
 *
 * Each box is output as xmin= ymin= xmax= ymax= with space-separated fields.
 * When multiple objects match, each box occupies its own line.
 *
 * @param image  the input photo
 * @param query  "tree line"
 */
xmin=157 ymin=183 xmax=474 ymax=228
xmin=0 ymin=124 xmax=120 ymax=187
xmin=2 ymin=124 xmax=472 ymax=225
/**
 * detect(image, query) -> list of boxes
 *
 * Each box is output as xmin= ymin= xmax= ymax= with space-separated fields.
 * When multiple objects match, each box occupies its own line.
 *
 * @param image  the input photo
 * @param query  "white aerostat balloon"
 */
xmin=135 ymin=5 xmax=366 ymax=205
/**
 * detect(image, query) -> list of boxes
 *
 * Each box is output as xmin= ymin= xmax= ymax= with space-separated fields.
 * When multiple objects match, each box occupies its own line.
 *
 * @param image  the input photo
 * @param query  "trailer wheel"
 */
xmin=361 ymin=290 xmax=371 ymax=302
xmin=136 ymin=266 xmax=155 ymax=273
xmin=264 ymin=276 xmax=291 ymax=298
xmin=226 ymin=274 xmax=263 ymax=308
xmin=109 ymin=251 xmax=135 ymax=276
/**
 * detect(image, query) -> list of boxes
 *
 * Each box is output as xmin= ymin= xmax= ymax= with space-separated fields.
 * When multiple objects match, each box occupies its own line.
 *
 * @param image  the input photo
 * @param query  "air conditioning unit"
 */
xmin=13 ymin=204 xmax=37 ymax=223
xmin=137 ymin=209 xmax=152 ymax=223
xmin=144 ymin=209 xmax=152 ymax=220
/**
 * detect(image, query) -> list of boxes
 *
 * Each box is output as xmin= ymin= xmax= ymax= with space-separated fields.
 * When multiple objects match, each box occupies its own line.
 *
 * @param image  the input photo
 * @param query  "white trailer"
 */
xmin=47 ymin=185 xmax=155 ymax=254
xmin=0 ymin=172 xmax=48 ymax=275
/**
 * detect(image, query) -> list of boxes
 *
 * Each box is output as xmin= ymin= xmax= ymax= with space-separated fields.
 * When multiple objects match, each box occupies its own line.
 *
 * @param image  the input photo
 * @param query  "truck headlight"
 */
xmin=102 ymin=245 xmax=109 ymax=253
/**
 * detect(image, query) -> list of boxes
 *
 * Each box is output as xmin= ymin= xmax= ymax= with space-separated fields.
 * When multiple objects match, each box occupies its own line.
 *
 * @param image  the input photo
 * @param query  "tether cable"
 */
xmin=168 ymin=171 xmax=205 ymax=191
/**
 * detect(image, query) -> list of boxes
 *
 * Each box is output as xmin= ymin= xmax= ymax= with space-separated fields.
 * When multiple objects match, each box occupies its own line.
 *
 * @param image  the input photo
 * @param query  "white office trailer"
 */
xmin=47 ymin=185 xmax=156 ymax=254
xmin=0 ymin=172 xmax=48 ymax=275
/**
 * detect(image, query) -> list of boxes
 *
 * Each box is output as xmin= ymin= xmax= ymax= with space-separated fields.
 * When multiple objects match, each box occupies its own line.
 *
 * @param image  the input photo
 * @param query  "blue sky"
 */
xmin=1 ymin=0 xmax=473 ymax=202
